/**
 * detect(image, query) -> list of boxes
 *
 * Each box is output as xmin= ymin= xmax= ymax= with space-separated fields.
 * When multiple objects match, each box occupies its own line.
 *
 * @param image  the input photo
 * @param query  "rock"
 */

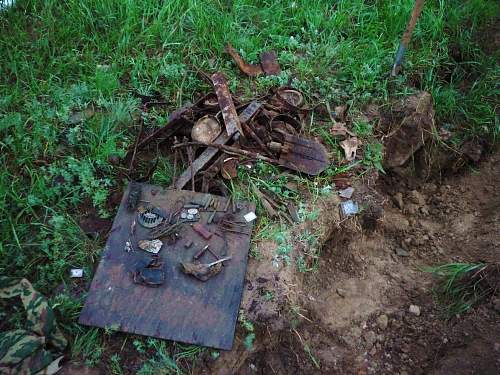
xmin=409 ymin=305 xmax=421 ymax=316
xmin=363 ymin=330 xmax=377 ymax=348
xmin=395 ymin=248 xmax=410 ymax=257
xmin=376 ymin=314 xmax=389 ymax=330
xmin=405 ymin=203 xmax=420 ymax=215
xmin=392 ymin=192 xmax=404 ymax=209
xmin=408 ymin=190 xmax=426 ymax=206
xmin=420 ymin=206 xmax=430 ymax=215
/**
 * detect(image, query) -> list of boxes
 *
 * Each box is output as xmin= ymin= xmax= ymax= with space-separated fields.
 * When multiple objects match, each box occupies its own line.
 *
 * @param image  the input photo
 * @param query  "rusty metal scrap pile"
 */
xmin=130 ymin=46 xmax=330 ymax=198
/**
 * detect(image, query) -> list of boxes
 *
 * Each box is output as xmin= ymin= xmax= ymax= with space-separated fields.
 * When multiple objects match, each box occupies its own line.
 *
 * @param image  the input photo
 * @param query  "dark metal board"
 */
xmin=79 ymin=184 xmax=255 ymax=350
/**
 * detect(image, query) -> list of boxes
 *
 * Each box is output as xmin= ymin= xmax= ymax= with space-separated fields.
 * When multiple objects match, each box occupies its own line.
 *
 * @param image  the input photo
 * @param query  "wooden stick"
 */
xmin=173 ymin=141 xmax=278 ymax=165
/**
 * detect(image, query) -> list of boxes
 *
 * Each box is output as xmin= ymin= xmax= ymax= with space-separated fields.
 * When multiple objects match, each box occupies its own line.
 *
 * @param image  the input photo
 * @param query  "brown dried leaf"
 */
xmin=340 ymin=137 xmax=360 ymax=161
xmin=330 ymin=122 xmax=349 ymax=136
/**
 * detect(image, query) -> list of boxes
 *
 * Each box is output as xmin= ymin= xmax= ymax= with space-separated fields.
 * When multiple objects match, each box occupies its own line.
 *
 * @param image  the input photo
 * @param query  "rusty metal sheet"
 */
xmin=79 ymin=184 xmax=255 ymax=350
xmin=211 ymin=72 xmax=244 ymax=136
xmin=225 ymin=44 xmax=263 ymax=77
xmin=173 ymin=132 xmax=232 ymax=189
xmin=260 ymin=51 xmax=281 ymax=76
xmin=173 ymin=100 xmax=261 ymax=190
xmin=279 ymin=134 xmax=330 ymax=176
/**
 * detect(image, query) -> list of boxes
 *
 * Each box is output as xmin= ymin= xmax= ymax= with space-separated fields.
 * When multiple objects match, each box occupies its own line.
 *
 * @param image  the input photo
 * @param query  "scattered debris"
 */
xmin=329 ymin=122 xmax=354 ymax=137
xmin=80 ymin=187 xmax=256 ymax=350
xmin=133 ymin=257 xmax=165 ymax=287
xmin=221 ymin=157 xmax=239 ymax=179
xmin=225 ymin=44 xmax=281 ymax=77
xmin=138 ymin=239 xmax=163 ymax=254
xmin=338 ymin=186 xmax=355 ymax=199
xmin=340 ymin=200 xmax=359 ymax=217
xmin=181 ymin=257 xmax=232 ymax=282
xmin=340 ymin=137 xmax=360 ymax=161
xmin=70 ymin=268 xmax=84 ymax=278
xmin=191 ymin=115 xmax=221 ymax=143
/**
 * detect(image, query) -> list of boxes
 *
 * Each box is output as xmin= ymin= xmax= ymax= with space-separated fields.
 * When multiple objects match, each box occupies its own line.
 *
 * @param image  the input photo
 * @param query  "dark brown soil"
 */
xmin=200 ymin=150 xmax=500 ymax=375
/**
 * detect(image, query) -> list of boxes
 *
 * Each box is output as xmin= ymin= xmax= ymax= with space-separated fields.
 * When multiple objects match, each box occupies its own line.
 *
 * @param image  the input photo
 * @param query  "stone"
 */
xmin=393 ymin=192 xmax=404 ymax=209
xmin=363 ymin=330 xmax=377 ymax=348
xmin=395 ymin=248 xmax=410 ymax=257
xmin=408 ymin=190 xmax=426 ymax=206
xmin=376 ymin=314 xmax=389 ymax=330
xmin=409 ymin=305 xmax=421 ymax=316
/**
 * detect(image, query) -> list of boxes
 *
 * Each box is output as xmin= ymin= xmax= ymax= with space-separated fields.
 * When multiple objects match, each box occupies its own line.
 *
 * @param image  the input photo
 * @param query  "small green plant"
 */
xmin=352 ymin=120 xmax=373 ymax=137
xmin=425 ymin=262 xmax=499 ymax=318
xmin=362 ymin=142 xmax=385 ymax=174
xmin=238 ymin=311 xmax=256 ymax=351
xmin=72 ymin=328 xmax=103 ymax=367
xmin=133 ymin=339 xmax=146 ymax=354
xmin=263 ymin=290 xmax=274 ymax=301
xmin=109 ymin=354 xmax=123 ymax=375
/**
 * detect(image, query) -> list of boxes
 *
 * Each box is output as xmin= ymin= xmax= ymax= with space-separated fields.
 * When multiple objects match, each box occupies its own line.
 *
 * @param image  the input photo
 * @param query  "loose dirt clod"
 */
xmin=409 ymin=304 xmax=421 ymax=316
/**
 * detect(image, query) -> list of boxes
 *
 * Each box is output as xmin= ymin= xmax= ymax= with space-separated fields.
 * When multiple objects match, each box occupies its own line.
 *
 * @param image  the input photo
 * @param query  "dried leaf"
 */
xmin=330 ymin=122 xmax=349 ymax=136
xmin=340 ymin=137 xmax=360 ymax=161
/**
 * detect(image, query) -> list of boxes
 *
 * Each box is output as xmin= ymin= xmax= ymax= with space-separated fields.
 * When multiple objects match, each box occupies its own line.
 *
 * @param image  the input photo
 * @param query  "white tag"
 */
xmin=70 ymin=269 xmax=84 ymax=278
xmin=244 ymin=211 xmax=257 ymax=222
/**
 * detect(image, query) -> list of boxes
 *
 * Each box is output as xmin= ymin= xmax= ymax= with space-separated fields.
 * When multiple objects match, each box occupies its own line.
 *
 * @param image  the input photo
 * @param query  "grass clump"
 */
xmin=425 ymin=262 xmax=499 ymax=318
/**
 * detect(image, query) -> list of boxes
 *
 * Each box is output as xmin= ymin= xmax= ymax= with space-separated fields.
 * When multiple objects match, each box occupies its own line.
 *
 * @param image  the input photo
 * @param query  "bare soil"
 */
xmin=199 ymin=151 xmax=500 ymax=375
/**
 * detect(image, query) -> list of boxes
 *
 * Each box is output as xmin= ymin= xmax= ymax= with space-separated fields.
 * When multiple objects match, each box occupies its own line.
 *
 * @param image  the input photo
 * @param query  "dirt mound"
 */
xmin=200 ymin=146 xmax=500 ymax=374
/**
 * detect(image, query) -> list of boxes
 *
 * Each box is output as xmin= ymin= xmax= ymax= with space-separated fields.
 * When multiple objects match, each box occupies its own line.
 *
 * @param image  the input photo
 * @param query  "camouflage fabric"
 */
xmin=0 ymin=277 xmax=67 ymax=375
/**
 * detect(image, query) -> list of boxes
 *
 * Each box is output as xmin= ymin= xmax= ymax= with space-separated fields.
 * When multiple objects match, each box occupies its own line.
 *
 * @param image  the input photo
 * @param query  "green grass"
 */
xmin=1 ymin=0 xmax=499 ymax=371
xmin=425 ymin=263 xmax=499 ymax=318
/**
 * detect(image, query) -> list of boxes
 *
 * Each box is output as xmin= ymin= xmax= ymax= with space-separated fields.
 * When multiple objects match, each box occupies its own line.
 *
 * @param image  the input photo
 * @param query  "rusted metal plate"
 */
xmin=260 ymin=51 xmax=281 ymax=76
xmin=211 ymin=72 xmax=244 ymax=136
xmin=279 ymin=134 xmax=330 ymax=176
xmin=173 ymin=131 xmax=232 ymax=189
xmin=173 ymin=100 xmax=261 ymax=190
xmin=225 ymin=44 xmax=263 ymax=77
xmin=79 ymin=184 xmax=255 ymax=350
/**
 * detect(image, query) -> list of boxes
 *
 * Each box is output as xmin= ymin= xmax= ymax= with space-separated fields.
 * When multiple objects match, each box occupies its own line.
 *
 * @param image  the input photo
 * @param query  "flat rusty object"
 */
xmin=173 ymin=131 xmax=232 ymax=189
xmin=225 ymin=44 xmax=263 ymax=77
xmin=278 ymin=134 xmax=330 ymax=176
xmin=260 ymin=51 xmax=281 ymax=76
xmin=211 ymin=72 xmax=244 ymax=136
xmin=79 ymin=184 xmax=256 ymax=350
xmin=173 ymin=99 xmax=261 ymax=190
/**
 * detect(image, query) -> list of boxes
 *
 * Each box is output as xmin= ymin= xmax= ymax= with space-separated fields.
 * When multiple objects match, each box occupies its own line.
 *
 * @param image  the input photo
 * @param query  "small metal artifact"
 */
xmin=133 ymin=257 xmax=165 ymax=287
xmin=138 ymin=239 xmax=163 ymax=254
xmin=137 ymin=208 xmax=163 ymax=228
xmin=191 ymin=115 xmax=221 ymax=143
xmin=180 ymin=257 xmax=232 ymax=282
